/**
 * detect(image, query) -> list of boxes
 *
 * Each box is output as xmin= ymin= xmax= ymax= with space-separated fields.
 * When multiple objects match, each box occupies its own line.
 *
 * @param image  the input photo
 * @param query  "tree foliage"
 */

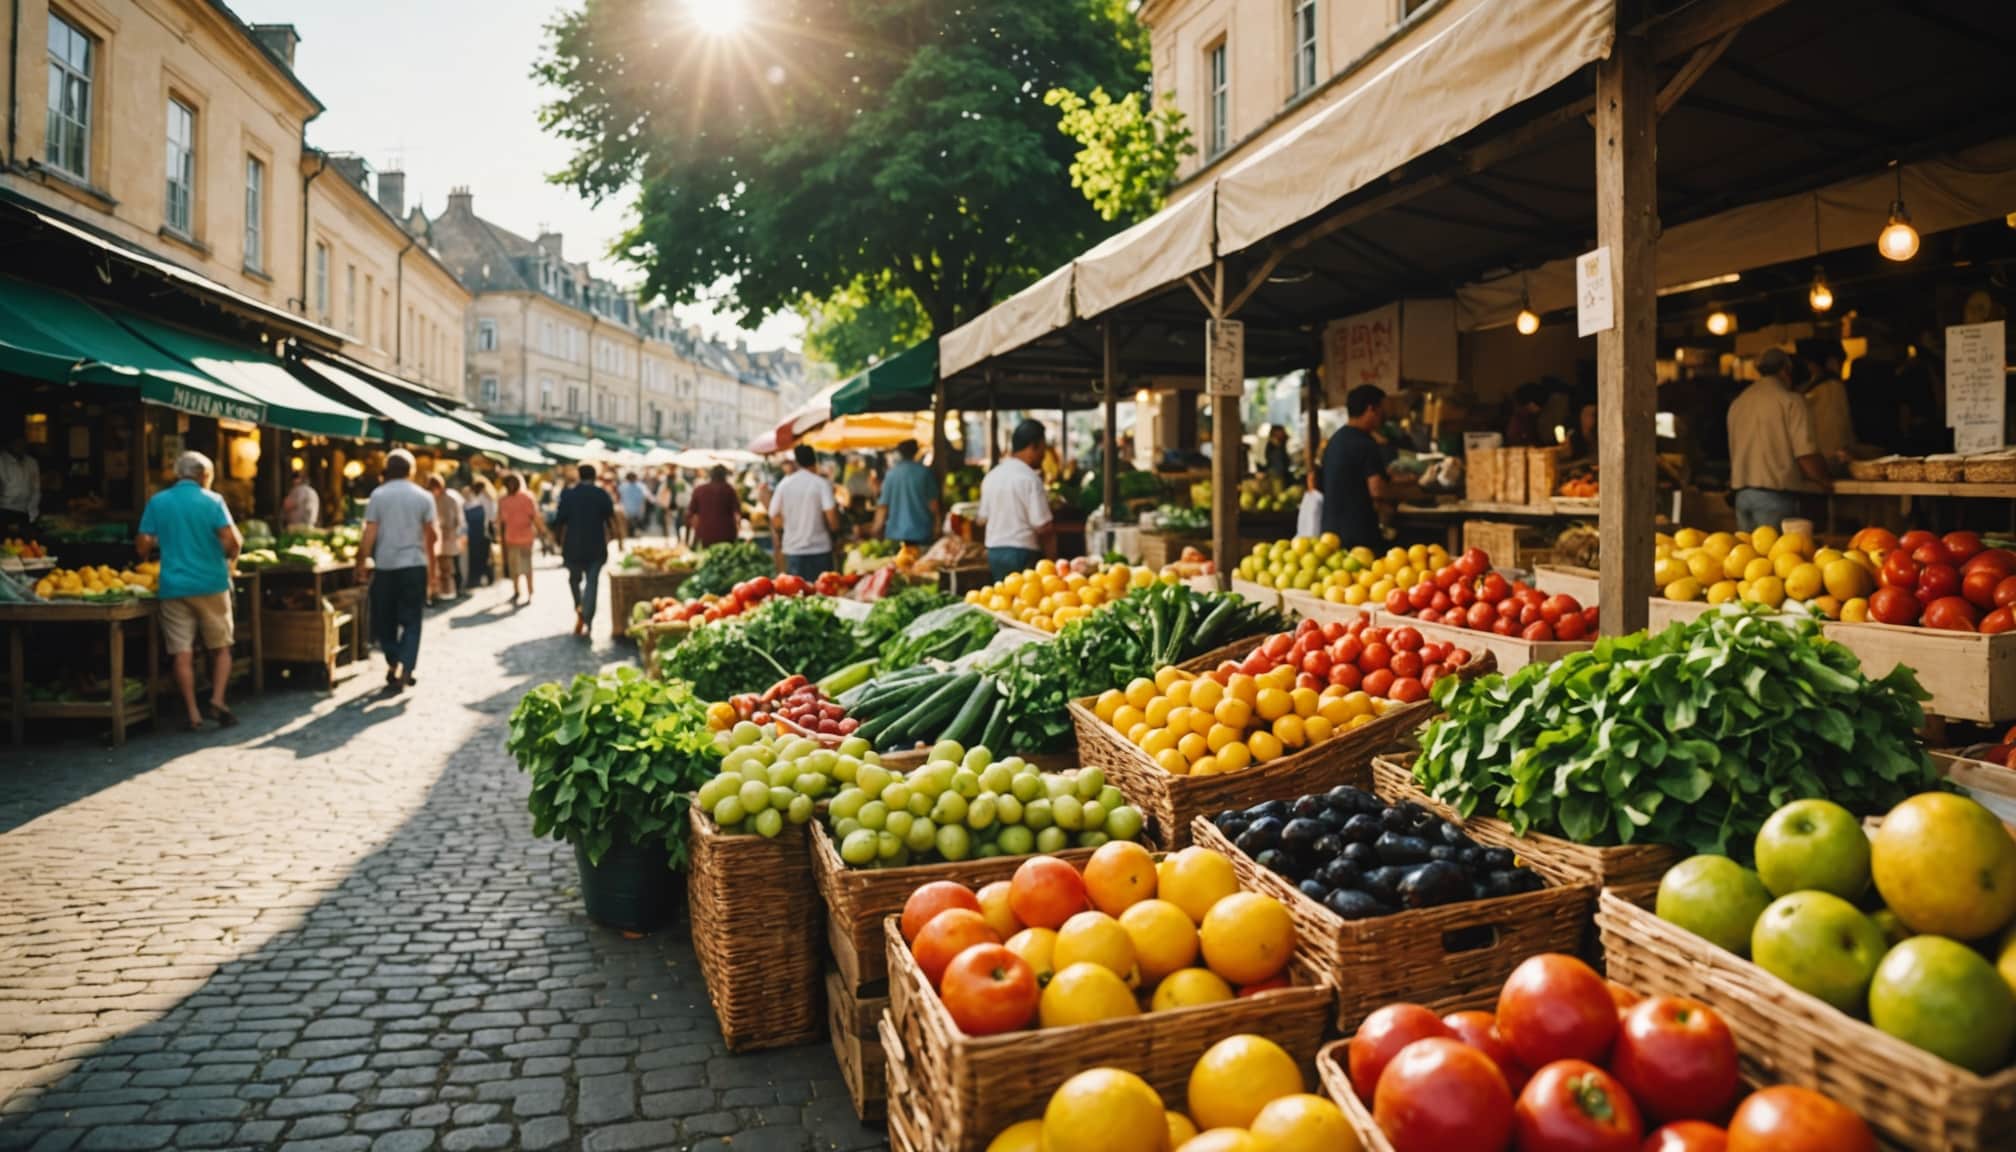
xmin=537 ymin=0 xmax=1148 ymax=338
xmin=801 ymin=274 xmax=933 ymax=375
xmin=1044 ymin=87 xmax=1194 ymax=224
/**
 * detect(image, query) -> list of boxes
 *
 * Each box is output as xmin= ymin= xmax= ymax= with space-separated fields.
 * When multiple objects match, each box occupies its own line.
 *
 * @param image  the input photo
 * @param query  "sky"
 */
xmin=228 ymin=0 xmax=805 ymax=352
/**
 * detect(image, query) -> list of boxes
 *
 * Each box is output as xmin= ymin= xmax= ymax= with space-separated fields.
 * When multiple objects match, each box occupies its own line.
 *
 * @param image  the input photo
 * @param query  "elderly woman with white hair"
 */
xmin=137 ymin=450 xmax=244 ymax=731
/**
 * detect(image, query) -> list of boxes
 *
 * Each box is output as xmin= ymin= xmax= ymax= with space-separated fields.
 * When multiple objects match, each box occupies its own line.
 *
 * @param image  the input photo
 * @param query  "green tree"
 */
xmin=800 ymin=274 xmax=932 ymax=375
xmin=537 ymin=0 xmax=1147 ymax=340
xmin=1044 ymin=87 xmax=1194 ymax=224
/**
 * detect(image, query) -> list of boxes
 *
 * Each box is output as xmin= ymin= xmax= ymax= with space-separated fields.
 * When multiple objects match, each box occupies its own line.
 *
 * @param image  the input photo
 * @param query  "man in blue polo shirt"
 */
xmin=872 ymin=439 xmax=939 ymax=547
xmin=137 ymin=451 xmax=243 ymax=731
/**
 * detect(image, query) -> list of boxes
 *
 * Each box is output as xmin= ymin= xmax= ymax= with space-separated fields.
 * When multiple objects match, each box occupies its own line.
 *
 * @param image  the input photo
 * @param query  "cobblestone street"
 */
xmin=0 ymin=561 xmax=884 ymax=1152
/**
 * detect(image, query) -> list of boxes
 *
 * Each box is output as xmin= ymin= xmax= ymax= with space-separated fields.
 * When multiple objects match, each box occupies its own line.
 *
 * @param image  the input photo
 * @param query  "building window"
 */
xmin=1206 ymin=40 xmax=1230 ymax=158
xmin=1292 ymin=0 xmax=1318 ymax=96
xmin=567 ymin=385 xmax=581 ymax=415
xmin=165 ymin=99 xmax=196 ymax=236
xmin=243 ymin=155 xmax=265 ymax=272
xmin=45 ymin=14 xmax=93 ymax=179
xmin=539 ymin=377 xmax=555 ymax=412
xmin=480 ymin=376 xmax=499 ymax=407
xmin=345 ymin=265 xmax=357 ymax=329
xmin=313 ymin=242 xmax=330 ymax=322
xmin=477 ymin=318 xmax=497 ymax=352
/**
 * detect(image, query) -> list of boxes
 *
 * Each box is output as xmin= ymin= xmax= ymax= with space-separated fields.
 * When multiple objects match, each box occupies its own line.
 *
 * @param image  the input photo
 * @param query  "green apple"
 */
xmin=1754 ymin=799 xmax=1871 ymax=899
xmin=1751 ymin=891 xmax=1887 ymax=1014
xmin=1657 ymin=855 xmax=1774 ymax=956
xmin=1870 ymin=936 xmax=2016 ymax=1073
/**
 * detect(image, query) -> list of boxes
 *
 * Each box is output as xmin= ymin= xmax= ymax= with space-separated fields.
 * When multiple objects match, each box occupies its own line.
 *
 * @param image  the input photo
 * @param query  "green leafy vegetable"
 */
xmin=879 ymin=604 xmax=1000 ymax=668
xmin=1413 ymin=608 xmax=1938 ymax=857
xmin=658 ymin=595 xmax=864 ymax=702
xmin=506 ymin=669 xmax=720 ymax=869
xmin=857 ymin=585 xmax=954 ymax=651
xmin=681 ymin=541 xmax=774 ymax=597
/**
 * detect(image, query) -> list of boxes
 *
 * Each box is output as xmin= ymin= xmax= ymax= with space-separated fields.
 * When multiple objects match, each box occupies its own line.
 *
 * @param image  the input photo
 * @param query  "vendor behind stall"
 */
xmin=1319 ymin=385 xmax=1391 ymax=550
xmin=0 ymin=432 xmax=39 ymax=534
xmin=978 ymin=419 xmax=1055 ymax=580
xmin=1728 ymin=347 xmax=1831 ymax=531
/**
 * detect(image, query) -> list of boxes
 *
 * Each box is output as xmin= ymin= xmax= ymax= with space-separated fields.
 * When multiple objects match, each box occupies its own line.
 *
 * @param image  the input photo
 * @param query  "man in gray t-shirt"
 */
xmin=358 ymin=450 xmax=438 ymax=694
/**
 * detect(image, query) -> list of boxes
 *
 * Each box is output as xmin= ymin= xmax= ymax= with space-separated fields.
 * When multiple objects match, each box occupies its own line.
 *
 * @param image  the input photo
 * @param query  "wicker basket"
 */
xmin=885 ymin=915 xmax=1332 ymax=1152
xmin=1965 ymin=456 xmax=2016 ymax=484
xmin=1923 ymin=455 xmax=1967 ymax=483
xmin=1315 ymin=1040 xmax=1397 ymax=1152
xmin=1847 ymin=457 xmax=1891 ymax=481
xmin=883 ymin=1013 xmax=929 ymax=1152
xmin=1886 ymin=457 xmax=1928 ymax=482
xmin=827 ymin=970 xmax=887 ymax=1122
xmin=1597 ymin=888 xmax=2016 ymax=1152
xmin=685 ymin=809 xmax=825 ymax=1052
xmin=811 ymin=821 xmax=1100 ymax=991
xmin=1526 ymin=448 xmax=1561 ymax=508
xmin=1466 ymin=448 xmax=1502 ymax=503
xmin=1193 ymin=817 xmax=1593 ymax=1033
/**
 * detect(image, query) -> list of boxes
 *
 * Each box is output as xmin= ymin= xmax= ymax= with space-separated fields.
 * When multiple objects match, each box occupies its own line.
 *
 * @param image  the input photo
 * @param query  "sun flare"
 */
xmin=688 ymin=0 xmax=749 ymax=36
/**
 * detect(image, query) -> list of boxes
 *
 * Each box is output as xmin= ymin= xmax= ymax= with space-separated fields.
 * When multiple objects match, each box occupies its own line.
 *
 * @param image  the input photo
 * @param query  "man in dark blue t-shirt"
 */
xmin=1320 ymin=384 xmax=1392 ymax=549
xmin=553 ymin=464 xmax=622 ymax=638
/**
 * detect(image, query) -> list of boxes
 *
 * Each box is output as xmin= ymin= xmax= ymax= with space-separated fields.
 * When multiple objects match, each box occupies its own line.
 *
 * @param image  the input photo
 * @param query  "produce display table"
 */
xmin=0 ymin=598 xmax=158 ymax=747
xmin=607 ymin=566 xmax=693 ymax=641
xmin=1532 ymin=563 xmax=1601 ymax=605
xmin=259 ymin=561 xmax=367 ymax=689
xmin=1371 ymin=609 xmax=1592 ymax=673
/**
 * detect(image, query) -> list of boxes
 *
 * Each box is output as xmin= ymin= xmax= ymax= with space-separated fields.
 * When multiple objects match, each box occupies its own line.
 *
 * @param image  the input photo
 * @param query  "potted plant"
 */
xmin=508 ymin=667 xmax=720 ymax=931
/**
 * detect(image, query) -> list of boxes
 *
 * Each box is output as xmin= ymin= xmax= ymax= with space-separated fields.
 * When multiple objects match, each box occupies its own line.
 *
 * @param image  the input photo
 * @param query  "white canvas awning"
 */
xmin=938 ymin=313 xmax=994 ymax=378
xmin=987 ymin=264 xmax=1076 ymax=359
xmin=1214 ymin=0 xmax=1617 ymax=256
xmin=1073 ymin=187 xmax=1217 ymax=320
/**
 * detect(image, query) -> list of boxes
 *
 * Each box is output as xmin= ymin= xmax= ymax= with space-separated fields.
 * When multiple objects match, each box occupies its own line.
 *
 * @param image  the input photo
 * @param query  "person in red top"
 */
xmin=686 ymin=465 xmax=743 ymax=547
xmin=495 ymin=473 xmax=548 ymax=606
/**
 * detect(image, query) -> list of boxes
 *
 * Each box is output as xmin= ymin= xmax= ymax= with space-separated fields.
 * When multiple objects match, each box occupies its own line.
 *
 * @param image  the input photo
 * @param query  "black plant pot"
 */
xmin=574 ymin=839 xmax=679 ymax=932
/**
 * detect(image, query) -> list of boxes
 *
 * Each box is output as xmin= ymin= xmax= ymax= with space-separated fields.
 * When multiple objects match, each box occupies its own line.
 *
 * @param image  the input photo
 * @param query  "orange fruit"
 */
xmin=1039 ymin=962 xmax=1140 ymax=1027
xmin=976 ymin=880 xmax=1021 ymax=940
xmin=1042 ymin=1068 xmax=1164 ymax=1152
xmin=1255 ymin=688 xmax=1293 ymax=722
xmin=1054 ymin=911 xmax=1139 ymax=985
xmin=1003 ymin=927 xmax=1058 ymax=985
xmin=1177 ymin=732 xmax=1209 ymax=764
xmin=1188 ymin=1034 xmax=1305 ymax=1130
xmin=1084 ymin=841 xmax=1158 ymax=916
xmin=1212 ymin=697 xmax=1253 ymax=731
xmin=1249 ymin=1094 xmax=1359 ymax=1152
xmin=1157 ymin=847 xmax=1241 ymax=924
xmin=1118 ymin=899 xmax=1198 ymax=985
xmin=1272 ymin=714 xmax=1307 ymax=750
xmin=1165 ymin=1112 xmax=1199 ymax=1150
xmin=1150 ymin=967 xmax=1234 ymax=1011
xmin=1190 ymin=678 xmax=1225 ymax=713
xmin=1176 ymin=1132 xmax=1263 ymax=1152
xmin=1200 ymin=893 xmax=1293 ymax=985
xmin=984 ymin=1120 xmax=1044 ymax=1152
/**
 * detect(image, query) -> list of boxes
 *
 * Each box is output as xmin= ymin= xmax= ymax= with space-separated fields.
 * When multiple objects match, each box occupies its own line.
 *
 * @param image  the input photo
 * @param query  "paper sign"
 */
xmin=1206 ymin=320 xmax=1245 ymax=398
xmin=1956 ymin=423 xmax=2004 ymax=454
xmin=1576 ymin=247 xmax=1614 ymax=337
xmin=1321 ymin=304 xmax=1400 ymax=405
xmin=1946 ymin=320 xmax=2006 ymax=441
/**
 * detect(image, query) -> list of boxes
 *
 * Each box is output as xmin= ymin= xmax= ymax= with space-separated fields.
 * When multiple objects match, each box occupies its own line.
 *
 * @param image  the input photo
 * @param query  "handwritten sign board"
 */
xmin=1576 ymin=247 xmax=1614 ymax=337
xmin=1322 ymin=304 xmax=1400 ymax=405
xmin=1206 ymin=319 xmax=1245 ymax=398
xmin=1946 ymin=320 xmax=2006 ymax=454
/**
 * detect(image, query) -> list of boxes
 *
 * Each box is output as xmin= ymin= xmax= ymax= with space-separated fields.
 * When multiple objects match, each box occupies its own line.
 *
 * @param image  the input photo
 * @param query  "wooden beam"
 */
xmin=1207 ymin=315 xmax=1244 ymax=591
xmin=1595 ymin=25 xmax=1659 ymax=635
xmin=1656 ymin=29 xmax=1737 ymax=117
xmin=1648 ymin=0 xmax=1791 ymax=61
xmin=1102 ymin=322 xmax=1120 ymax=523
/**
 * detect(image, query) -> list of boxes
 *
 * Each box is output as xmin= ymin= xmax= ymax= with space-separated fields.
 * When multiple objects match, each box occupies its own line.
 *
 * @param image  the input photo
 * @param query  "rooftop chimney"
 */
xmin=536 ymin=231 xmax=565 ymax=260
xmin=328 ymin=154 xmax=370 ymax=190
xmin=446 ymin=187 xmax=474 ymax=216
xmin=249 ymin=24 xmax=300 ymax=69
xmin=377 ymin=170 xmax=406 ymax=219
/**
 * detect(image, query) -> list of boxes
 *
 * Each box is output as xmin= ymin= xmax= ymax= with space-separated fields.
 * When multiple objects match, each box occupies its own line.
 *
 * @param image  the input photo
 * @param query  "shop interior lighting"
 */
xmin=1878 ymin=162 xmax=1919 ymax=261
xmin=1706 ymin=310 xmax=1734 ymax=337
xmin=1656 ymin=272 xmax=1741 ymax=297
xmin=1808 ymin=196 xmax=1834 ymax=313
xmin=1515 ymin=272 xmax=1539 ymax=335
xmin=342 ymin=460 xmax=365 ymax=480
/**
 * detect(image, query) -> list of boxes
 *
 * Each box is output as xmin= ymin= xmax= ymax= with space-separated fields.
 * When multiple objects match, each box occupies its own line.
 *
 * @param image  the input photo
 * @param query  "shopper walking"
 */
xmin=282 ymin=469 xmax=320 ymax=531
xmin=688 ymin=465 xmax=743 ymax=547
xmin=495 ymin=473 xmax=545 ymax=606
xmin=872 ymin=439 xmax=939 ymax=547
xmin=770 ymin=444 xmax=840 ymax=580
xmin=463 ymin=477 xmax=496 ymax=587
xmin=427 ymin=476 xmax=466 ymax=598
xmin=1320 ymin=385 xmax=1393 ymax=551
xmin=553 ymin=463 xmax=621 ymax=637
xmin=1728 ymin=347 xmax=1831 ymax=531
xmin=618 ymin=471 xmax=649 ymax=541
xmin=137 ymin=451 xmax=242 ymax=731
xmin=977 ymin=420 xmax=1055 ymax=580
xmin=358 ymin=450 xmax=437 ymax=695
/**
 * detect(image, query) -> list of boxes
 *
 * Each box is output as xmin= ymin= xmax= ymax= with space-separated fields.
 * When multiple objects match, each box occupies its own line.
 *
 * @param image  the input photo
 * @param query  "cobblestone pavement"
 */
xmin=0 ymin=559 xmax=886 ymax=1152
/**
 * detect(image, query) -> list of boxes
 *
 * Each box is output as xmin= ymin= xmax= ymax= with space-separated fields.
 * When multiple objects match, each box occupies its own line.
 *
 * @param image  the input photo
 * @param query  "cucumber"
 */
xmin=1190 ymin=596 xmax=1237 ymax=650
xmin=880 ymin=672 xmax=979 ymax=751
xmin=977 ymin=697 xmax=1008 ymax=753
xmin=855 ymin=676 xmax=945 ymax=745
xmin=941 ymin=676 xmax=997 ymax=746
xmin=1161 ymin=594 xmax=1193 ymax=665
xmin=853 ymin=674 xmax=941 ymax=718
xmin=818 ymin=658 xmax=879 ymax=698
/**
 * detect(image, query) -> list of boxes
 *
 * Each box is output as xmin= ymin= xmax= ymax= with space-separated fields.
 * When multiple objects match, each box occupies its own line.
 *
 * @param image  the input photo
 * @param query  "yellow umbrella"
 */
xmin=801 ymin=413 xmax=932 ymax=452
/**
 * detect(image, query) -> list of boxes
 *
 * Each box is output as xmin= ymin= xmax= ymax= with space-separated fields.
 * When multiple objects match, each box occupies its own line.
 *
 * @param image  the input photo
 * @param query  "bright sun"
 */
xmin=688 ymin=0 xmax=748 ymax=36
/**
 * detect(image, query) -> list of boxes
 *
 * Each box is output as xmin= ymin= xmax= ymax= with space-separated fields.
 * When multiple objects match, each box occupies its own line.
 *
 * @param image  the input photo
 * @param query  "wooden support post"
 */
xmin=988 ymin=408 xmax=1000 ymax=466
xmin=1208 ymin=318 xmax=1244 ymax=592
xmin=1303 ymin=371 xmax=1322 ymax=480
xmin=932 ymin=374 xmax=953 ymax=483
xmin=1595 ymin=21 xmax=1658 ymax=635
xmin=1102 ymin=323 xmax=1120 ymax=524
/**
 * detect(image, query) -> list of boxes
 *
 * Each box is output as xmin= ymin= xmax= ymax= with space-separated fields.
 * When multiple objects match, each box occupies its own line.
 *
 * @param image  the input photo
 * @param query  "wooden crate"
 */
xmin=1821 ymin=620 xmax=2016 ymax=724
xmin=1229 ymin=575 xmax=1283 ymax=612
xmin=827 ymin=970 xmax=887 ymax=1122
xmin=1278 ymin=589 xmax=1376 ymax=629
xmin=1646 ymin=596 xmax=1715 ymax=632
xmin=1139 ymin=530 xmax=1208 ymax=572
xmin=1462 ymin=520 xmax=1527 ymax=572
xmin=1597 ymin=889 xmax=2016 ymax=1152
xmin=686 ymin=810 xmax=825 ymax=1052
xmin=1369 ymin=610 xmax=1589 ymax=674
xmin=1533 ymin=564 xmax=1601 ymax=606
xmin=885 ymin=915 xmax=1332 ymax=1152
xmin=1496 ymin=449 xmax=1528 ymax=505
xmin=1526 ymin=447 xmax=1561 ymax=505
xmin=1193 ymin=818 xmax=1593 ymax=1033
xmin=607 ymin=567 xmax=692 ymax=641
xmin=1465 ymin=448 xmax=1501 ymax=503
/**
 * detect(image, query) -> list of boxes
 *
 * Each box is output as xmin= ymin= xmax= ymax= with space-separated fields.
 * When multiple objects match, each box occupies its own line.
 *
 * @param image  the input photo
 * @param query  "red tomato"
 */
xmin=1556 ymin=612 xmax=1590 ymax=642
xmin=1385 ymin=589 xmax=1412 ymax=615
xmin=1880 ymin=552 xmax=1921 ymax=590
xmin=1350 ymin=1004 xmax=1455 ymax=1102
xmin=745 ymin=575 xmax=775 ymax=600
xmin=1497 ymin=954 xmax=1619 ymax=1069
xmin=1418 ymin=609 xmax=1444 ymax=624
xmin=1360 ymin=642 xmax=1393 ymax=672
xmin=911 ymin=910 xmax=1000 ymax=989
xmin=1301 ymin=649 xmax=1333 ymax=677
xmin=1999 ymin=576 xmax=2016 ymax=609
xmin=1236 ymin=974 xmax=1291 ymax=997
xmin=775 ymin=574 xmax=809 ymax=596
xmin=1390 ymin=677 xmax=1428 ymax=704
xmin=1389 ymin=626 xmax=1424 ymax=653
xmin=1442 ymin=1010 xmax=1530 ymax=1095
xmin=1911 ymin=540 xmax=1953 ymax=568
xmin=1389 ymin=650 xmax=1424 ymax=679
xmin=1643 ymin=1121 xmax=1728 ymax=1152
xmin=1239 ymin=652 xmax=1273 ymax=676
xmin=1922 ymin=595 xmax=1981 ymax=632
xmin=1467 ymin=602 xmax=1497 ymax=631
xmin=1543 ymin=593 xmax=1583 ymax=622
xmin=1481 ymin=573 xmax=1511 ymax=602
xmin=1008 ymin=856 xmax=1088 ymax=930
xmin=1362 ymin=627 xmax=1389 ymax=646
xmin=1329 ymin=663 xmax=1364 ymax=691
xmin=1408 ymin=582 xmax=1436 ymax=610
xmin=1611 ymin=997 xmax=1740 ymax=1124
xmin=1582 ymin=605 xmax=1601 ymax=629
xmin=1963 ymin=568 xmax=2006 ymax=609
xmin=1943 ymin=531 xmax=1985 ymax=562
xmin=1522 ymin=620 xmax=1557 ymax=642
xmin=1321 ymin=621 xmax=1348 ymax=642
xmin=1261 ymin=633 xmax=1294 ymax=661
xmin=1518 ymin=604 xmax=1543 ymax=628
xmin=1491 ymin=617 xmax=1518 ymax=636
xmin=1436 ymin=566 xmax=1463 ymax=589
xmin=1295 ymin=617 xmax=1322 ymax=637
xmin=1868 ymin=586 xmax=1921 ymax=626
xmin=1457 ymin=548 xmax=1491 ymax=578
xmin=1514 ymin=1060 xmax=1642 ymax=1152
xmin=1498 ymin=599 xmax=1525 ymax=622
xmin=1422 ymin=641 xmax=1449 ymax=663
xmin=1982 ymin=607 xmax=2016 ymax=635
xmin=1965 ymin=549 xmax=2016 ymax=579
xmin=1446 ymin=647 xmax=1473 ymax=667
xmin=1420 ymin=662 xmax=1447 ymax=686
xmin=939 ymin=943 xmax=1036 ymax=1036
xmin=1334 ymin=636 xmax=1365 ymax=664
xmin=1295 ymin=672 xmax=1323 ymax=692
xmin=1725 ymin=1086 xmax=1876 ymax=1152
xmin=1373 ymin=1038 xmax=1513 ymax=1152
xmin=1917 ymin=562 xmax=1960 ymax=603
xmin=1451 ymin=582 xmax=1476 ymax=608
xmin=1363 ymin=669 xmax=1396 ymax=698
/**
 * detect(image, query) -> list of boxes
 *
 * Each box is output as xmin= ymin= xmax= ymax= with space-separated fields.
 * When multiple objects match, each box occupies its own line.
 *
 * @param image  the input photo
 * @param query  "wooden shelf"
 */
xmin=1830 ymin=480 xmax=2016 ymax=499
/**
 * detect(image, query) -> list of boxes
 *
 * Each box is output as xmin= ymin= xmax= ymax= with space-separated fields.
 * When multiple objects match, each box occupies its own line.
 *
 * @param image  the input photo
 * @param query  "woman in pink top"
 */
xmin=495 ymin=473 xmax=546 ymax=606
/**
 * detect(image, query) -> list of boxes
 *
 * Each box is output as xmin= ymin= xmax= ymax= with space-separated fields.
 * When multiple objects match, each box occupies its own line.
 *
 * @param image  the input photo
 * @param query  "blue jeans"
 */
xmin=988 ymin=547 xmax=1041 ymax=581
xmin=1733 ymin=489 xmax=1801 ymax=533
xmin=370 ymin=565 xmax=428 ymax=672
xmin=785 ymin=552 xmax=834 ymax=581
xmin=568 ymin=561 xmax=604 ymax=626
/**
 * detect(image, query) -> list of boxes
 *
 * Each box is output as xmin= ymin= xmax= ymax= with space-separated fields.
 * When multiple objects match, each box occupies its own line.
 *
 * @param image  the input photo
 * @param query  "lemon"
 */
xmin=1166 ymin=1113 xmax=1200 ymax=1151
xmin=1784 ymin=563 xmax=1824 ymax=601
xmin=1772 ymin=551 xmax=1803 ymax=579
xmin=1250 ymin=1094 xmax=1360 ymax=1152
xmin=1702 ymin=531 xmax=1736 ymax=559
xmin=1042 ymin=1068 xmax=1165 ymax=1152
xmin=1841 ymin=596 xmax=1870 ymax=623
xmin=985 ymin=1119 xmax=1045 ymax=1152
xmin=1750 ymin=523 xmax=1780 ymax=553
xmin=1156 ymin=847 xmax=1240 ymax=924
xmin=1664 ymin=577 xmax=1702 ymax=602
xmin=1747 ymin=575 xmax=1786 ymax=609
xmin=1686 ymin=552 xmax=1720 ymax=583
xmin=1823 ymin=559 xmax=1870 ymax=599
xmin=1188 ymin=1035 xmax=1305 ymax=1131
xmin=1119 ymin=900 xmax=1198 ymax=984
xmin=1722 ymin=545 xmax=1759 ymax=580
xmin=1040 ymin=963 xmax=1141 ymax=1028
xmin=1176 ymin=1131 xmax=1263 ymax=1152
xmin=1743 ymin=556 xmax=1775 ymax=582
xmin=1674 ymin=527 xmax=1706 ymax=548
xmin=1055 ymin=912 xmax=1140 ymax=985
xmin=1707 ymin=580 xmax=1740 ymax=605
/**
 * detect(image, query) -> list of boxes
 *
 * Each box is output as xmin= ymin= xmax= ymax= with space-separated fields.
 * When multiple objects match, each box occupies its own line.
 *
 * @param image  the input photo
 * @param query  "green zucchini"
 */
xmin=1162 ymin=594 xmax=1193 ymax=665
xmin=817 ymin=658 xmax=880 ymax=698
xmin=977 ymin=697 xmax=1008 ymax=753
xmin=1190 ymin=596 xmax=1237 ymax=650
xmin=941 ymin=677 xmax=997 ymax=746
xmin=855 ymin=676 xmax=946 ymax=745
xmin=881 ymin=672 xmax=979 ymax=751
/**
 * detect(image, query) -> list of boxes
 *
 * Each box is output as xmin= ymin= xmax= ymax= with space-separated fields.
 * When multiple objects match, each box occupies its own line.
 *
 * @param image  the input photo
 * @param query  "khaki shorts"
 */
xmin=161 ymin=593 xmax=234 ymax=655
xmin=505 ymin=545 xmax=533 ymax=578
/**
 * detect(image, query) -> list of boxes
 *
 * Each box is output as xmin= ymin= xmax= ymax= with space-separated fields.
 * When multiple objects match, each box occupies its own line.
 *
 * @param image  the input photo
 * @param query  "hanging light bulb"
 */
xmin=1706 ymin=310 xmax=1734 ymax=337
xmin=1515 ymin=308 xmax=1540 ymax=335
xmin=1877 ymin=162 xmax=1919 ymax=261
xmin=1808 ymin=267 xmax=1834 ymax=313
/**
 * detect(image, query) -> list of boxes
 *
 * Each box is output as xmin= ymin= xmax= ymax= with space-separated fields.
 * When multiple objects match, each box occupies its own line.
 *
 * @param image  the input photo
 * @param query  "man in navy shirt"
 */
xmin=553 ymin=464 xmax=621 ymax=637
xmin=1320 ymin=385 xmax=1392 ymax=549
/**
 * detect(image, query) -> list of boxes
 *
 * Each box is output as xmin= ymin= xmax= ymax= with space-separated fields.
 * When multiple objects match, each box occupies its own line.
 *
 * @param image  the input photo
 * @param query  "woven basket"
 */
xmin=1193 ymin=818 xmax=1593 ymax=1033
xmin=886 ymin=915 xmax=1332 ymax=1152
xmin=811 ymin=821 xmax=1099 ymax=992
xmin=1966 ymin=456 xmax=2016 ymax=484
xmin=1597 ymin=889 xmax=2016 ymax=1152
xmin=1846 ymin=457 xmax=1891 ymax=481
xmin=1315 ymin=1040 xmax=1397 ymax=1152
xmin=1924 ymin=456 xmax=1967 ymax=482
xmin=1886 ymin=457 xmax=1928 ymax=482
xmin=686 ymin=809 xmax=825 ymax=1052
xmin=883 ymin=1014 xmax=927 ymax=1152
xmin=827 ymin=970 xmax=887 ymax=1122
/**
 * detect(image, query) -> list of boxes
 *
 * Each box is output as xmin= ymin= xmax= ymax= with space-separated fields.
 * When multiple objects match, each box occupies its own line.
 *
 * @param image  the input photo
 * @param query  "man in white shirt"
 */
xmin=282 ymin=470 xmax=320 ymax=531
xmin=978 ymin=419 xmax=1055 ymax=580
xmin=1728 ymin=347 xmax=1831 ymax=532
xmin=770 ymin=444 xmax=840 ymax=580
xmin=0 ymin=433 xmax=40 ymax=534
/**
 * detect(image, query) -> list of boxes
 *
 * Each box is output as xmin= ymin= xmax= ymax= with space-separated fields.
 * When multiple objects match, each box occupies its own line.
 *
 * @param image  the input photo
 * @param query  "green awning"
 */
xmin=0 ymin=274 xmax=268 ymax=424
xmin=829 ymin=340 xmax=939 ymax=416
xmin=114 ymin=313 xmax=382 ymax=439
xmin=295 ymin=357 xmax=546 ymax=465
